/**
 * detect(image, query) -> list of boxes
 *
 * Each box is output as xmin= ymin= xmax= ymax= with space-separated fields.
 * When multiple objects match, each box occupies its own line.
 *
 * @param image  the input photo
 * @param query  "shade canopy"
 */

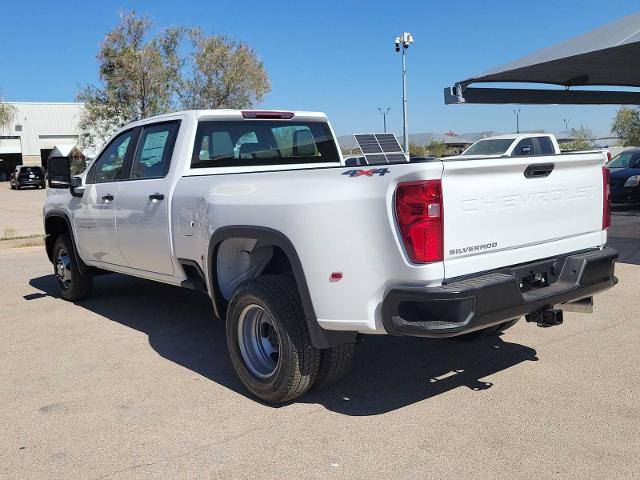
xmin=445 ymin=13 xmax=640 ymax=105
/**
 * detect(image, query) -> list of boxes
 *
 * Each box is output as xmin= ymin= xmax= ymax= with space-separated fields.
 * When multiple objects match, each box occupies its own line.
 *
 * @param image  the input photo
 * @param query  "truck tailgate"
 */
xmin=441 ymin=152 xmax=607 ymax=279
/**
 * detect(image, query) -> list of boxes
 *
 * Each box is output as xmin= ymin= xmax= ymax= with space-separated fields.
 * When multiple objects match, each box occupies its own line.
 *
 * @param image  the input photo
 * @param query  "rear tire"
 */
xmin=456 ymin=318 xmax=520 ymax=341
xmin=312 ymin=343 xmax=355 ymax=390
xmin=52 ymin=234 xmax=93 ymax=301
xmin=226 ymin=275 xmax=321 ymax=404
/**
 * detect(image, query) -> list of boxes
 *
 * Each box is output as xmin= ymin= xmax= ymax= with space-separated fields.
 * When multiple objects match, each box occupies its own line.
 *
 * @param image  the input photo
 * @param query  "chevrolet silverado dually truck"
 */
xmin=43 ymin=109 xmax=618 ymax=403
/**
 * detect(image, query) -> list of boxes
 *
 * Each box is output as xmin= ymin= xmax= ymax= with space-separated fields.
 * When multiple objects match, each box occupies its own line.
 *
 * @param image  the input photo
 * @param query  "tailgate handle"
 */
xmin=524 ymin=163 xmax=554 ymax=178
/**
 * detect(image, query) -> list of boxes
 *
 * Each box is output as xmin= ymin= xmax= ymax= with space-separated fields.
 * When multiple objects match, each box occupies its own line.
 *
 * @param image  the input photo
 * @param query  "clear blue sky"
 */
xmin=1 ymin=0 xmax=638 ymax=137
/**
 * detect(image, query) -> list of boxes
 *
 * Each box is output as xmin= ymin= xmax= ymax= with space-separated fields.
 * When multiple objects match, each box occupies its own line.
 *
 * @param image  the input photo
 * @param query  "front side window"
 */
xmin=513 ymin=138 xmax=535 ymax=156
xmin=91 ymin=130 xmax=135 ymax=183
xmin=131 ymin=122 xmax=180 ymax=179
xmin=191 ymin=120 xmax=340 ymax=168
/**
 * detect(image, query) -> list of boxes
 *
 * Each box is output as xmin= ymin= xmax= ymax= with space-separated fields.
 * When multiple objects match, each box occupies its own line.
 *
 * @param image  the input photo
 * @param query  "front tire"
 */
xmin=226 ymin=275 xmax=320 ymax=404
xmin=52 ymin=234 xmax=93 ymax=301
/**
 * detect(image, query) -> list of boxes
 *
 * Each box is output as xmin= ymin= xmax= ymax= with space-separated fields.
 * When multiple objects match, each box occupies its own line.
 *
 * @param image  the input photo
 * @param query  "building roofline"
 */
xmin=5 ymin=101 xmax=84 ymax=106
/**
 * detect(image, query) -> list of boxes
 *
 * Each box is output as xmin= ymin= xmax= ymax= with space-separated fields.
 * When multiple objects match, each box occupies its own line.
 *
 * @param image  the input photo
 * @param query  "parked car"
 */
xmin=606 ymin=148 xmax=640 ymax=203
xmin=44 ymin=109 xmax=617 ymax=404
xmin=10 ymin=165 xmax=46 ymax=190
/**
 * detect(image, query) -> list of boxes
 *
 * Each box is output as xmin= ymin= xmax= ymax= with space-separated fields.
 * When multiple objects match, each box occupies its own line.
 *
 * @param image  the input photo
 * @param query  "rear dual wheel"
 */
xmin=226 ymin=275 xmax=354 ymax=403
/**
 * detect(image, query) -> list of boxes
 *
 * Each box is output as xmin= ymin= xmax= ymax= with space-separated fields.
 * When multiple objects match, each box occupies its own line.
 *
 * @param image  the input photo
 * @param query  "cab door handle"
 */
xmin=149 ymin=193 xmax=165 ymax=201
xmin=102 ymin=194 xmax=114 ymax=202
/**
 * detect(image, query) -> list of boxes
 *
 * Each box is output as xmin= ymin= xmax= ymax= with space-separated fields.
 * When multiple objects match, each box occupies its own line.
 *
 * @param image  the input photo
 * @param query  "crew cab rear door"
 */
xmin=441 ymin=152 xmax=606 ymax=279
xmin=114 ymin=121 xmax=180 ymax=275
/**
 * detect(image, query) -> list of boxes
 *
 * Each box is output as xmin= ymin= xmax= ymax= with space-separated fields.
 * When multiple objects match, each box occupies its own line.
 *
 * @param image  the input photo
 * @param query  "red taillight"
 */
xmin=602 ymin=166 xmax=611 ymax=230
xmin=241 ymin=110 xmax=295 ymax=119
xmin=607 ymin=151 xmax=612 ymax=162
xmin=395 ymin=180 xmax=443 ymax=263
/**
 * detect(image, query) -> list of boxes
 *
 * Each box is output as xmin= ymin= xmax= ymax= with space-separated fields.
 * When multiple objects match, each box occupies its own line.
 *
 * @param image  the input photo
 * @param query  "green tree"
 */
xmin=179 ymin=29 xmax=270 ymax=110
xmin=425 ymin=140 xmax=452 ymax=158
xmin=612 ymin=107 xmax=640 ymax=146
xmin=77 ymin=11 xmax=271 ymax=149
xmin=408 ymin=143 xmax=427 ymax=157
xmin=0 ymin=93 xmax=16 ymax=131
xmin=77 ymin=11 xmax=183 ymax=147
xmin=561 ymin=126 xmax=594 ymax=151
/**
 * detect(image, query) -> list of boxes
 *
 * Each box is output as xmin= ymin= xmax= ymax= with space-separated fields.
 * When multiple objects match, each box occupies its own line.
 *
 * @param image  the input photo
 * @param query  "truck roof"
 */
xmin=135 ymin=109 xmax=329 ymax=123
xmin=476 ymin=133 xmax=555 ymax=141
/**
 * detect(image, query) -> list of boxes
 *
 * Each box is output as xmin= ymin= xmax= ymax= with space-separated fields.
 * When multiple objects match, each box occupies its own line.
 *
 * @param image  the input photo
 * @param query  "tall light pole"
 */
xmin=395 ymin=32 xmax=414 ymax=153
xmin=512 ymin=108 xmax=521 ymax=133
xmin=563 ymin=118 xmax=570 ymax=133
xmin=377 ymin=107 xmax=390 ymax=133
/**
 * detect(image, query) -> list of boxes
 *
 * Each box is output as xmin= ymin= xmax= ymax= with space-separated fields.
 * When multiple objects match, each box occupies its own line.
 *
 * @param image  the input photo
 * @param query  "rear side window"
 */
xmin=191 ymin=120 xmax=340 ymax=168
xmin=535 ymin=137 xmax=555 ymax=154
xmin=463 ymin=139 xmax=513 ymax=156
xmin=131 ymin=122 xmax=180 ymax=179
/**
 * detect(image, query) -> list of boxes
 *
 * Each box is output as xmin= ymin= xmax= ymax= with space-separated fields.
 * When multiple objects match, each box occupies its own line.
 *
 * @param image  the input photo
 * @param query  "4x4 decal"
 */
xmin=342 ymin=168 xmax=390 ymax=177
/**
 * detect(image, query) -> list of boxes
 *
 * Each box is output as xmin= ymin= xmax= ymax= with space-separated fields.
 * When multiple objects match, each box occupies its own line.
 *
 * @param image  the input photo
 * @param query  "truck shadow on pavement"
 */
xmin=29 ymin=273 xmax=538 ymax=416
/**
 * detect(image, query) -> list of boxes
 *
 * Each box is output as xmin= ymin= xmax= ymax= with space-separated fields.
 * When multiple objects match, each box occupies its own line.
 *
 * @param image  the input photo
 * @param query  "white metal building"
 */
xmin=0 ymin=102 xmax=83 ymax=180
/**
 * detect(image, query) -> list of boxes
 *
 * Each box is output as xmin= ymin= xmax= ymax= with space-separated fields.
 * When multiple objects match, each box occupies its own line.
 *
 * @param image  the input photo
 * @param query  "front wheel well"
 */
xmin=44 ymin=215 xmax=71 ymax=262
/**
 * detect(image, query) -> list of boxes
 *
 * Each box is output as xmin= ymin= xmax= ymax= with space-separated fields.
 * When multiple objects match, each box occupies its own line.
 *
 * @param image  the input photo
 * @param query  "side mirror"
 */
xmin=47 ymin=156 xmax=71 ymax=189
xmin=70 ymin=176 xmax=85 ymax=198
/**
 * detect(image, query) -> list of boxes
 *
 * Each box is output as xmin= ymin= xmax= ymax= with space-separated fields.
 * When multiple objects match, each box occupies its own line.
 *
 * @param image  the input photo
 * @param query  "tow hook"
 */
xmin=525 ymin=308 xmax=564 ymax=328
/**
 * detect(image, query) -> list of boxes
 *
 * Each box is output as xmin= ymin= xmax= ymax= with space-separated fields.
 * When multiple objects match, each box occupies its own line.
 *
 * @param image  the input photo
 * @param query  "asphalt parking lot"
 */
xmin=0 ymin=185 xmax=46 ymax=238
xmin=1 ymin=186 xmax=639 ymax=479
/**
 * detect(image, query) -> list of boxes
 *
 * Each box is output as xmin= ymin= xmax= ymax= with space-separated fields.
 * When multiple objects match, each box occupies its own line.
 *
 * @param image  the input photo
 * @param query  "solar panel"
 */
xmin=384 ymin=153 xmax=409 ymax=164
xmin=353 ymin=133 xmax=408 ymax=164
xmin=353 ymin=134 xmax=383 ymax=154
xmin=364 ymin=154 xmax=388 ymax=165
xmin=375 ymin=134 xmax=404 ymax=153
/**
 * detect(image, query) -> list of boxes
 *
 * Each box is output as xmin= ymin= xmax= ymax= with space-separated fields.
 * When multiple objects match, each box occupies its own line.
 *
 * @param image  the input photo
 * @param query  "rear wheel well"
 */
xmin=208 ymin=227 xmax=357 ymax=349
xmin=214 ymin=237 xmax=293 ymax=306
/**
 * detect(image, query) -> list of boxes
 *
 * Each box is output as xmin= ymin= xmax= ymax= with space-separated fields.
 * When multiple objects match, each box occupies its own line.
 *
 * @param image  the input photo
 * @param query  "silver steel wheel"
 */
xmin=55 ymin=248 xmax=72 ymax=291
xmin=237 ymin=304 xmax=281 ymax=379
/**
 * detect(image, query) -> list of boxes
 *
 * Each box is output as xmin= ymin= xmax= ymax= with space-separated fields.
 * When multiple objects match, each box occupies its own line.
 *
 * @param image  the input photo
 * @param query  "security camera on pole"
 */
xmin=395 ymin=32 xmax=414 ymax=154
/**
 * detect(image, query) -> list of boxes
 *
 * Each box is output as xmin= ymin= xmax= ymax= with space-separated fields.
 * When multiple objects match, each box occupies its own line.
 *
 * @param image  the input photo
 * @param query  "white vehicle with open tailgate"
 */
xmin=43 ymin=109 xmax=617 ymax=403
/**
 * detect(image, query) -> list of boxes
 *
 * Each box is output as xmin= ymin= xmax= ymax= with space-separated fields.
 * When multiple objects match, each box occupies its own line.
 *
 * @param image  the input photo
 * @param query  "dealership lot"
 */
xmin=0 ymin=186 xmax=46 ymax=238
xmin=0 ymin=189 xmax=638 ymax=479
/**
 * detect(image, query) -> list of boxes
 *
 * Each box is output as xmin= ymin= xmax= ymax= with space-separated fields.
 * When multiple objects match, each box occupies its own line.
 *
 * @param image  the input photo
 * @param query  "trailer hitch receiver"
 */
xmin=525 ymin=308 xmax=563 ymax=328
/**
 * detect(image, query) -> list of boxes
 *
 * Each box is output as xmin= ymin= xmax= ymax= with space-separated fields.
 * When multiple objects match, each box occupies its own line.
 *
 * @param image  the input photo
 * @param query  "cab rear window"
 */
xmin=191 ymin=120 xmax=340 ymax=168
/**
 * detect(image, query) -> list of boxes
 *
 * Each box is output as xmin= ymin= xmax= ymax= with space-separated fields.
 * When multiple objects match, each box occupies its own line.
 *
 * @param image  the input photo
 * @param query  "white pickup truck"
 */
xmin=44 ymin=110 xmax=618 ymax=403
xmin=453 ymin=133 xmax=562 ymax=159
